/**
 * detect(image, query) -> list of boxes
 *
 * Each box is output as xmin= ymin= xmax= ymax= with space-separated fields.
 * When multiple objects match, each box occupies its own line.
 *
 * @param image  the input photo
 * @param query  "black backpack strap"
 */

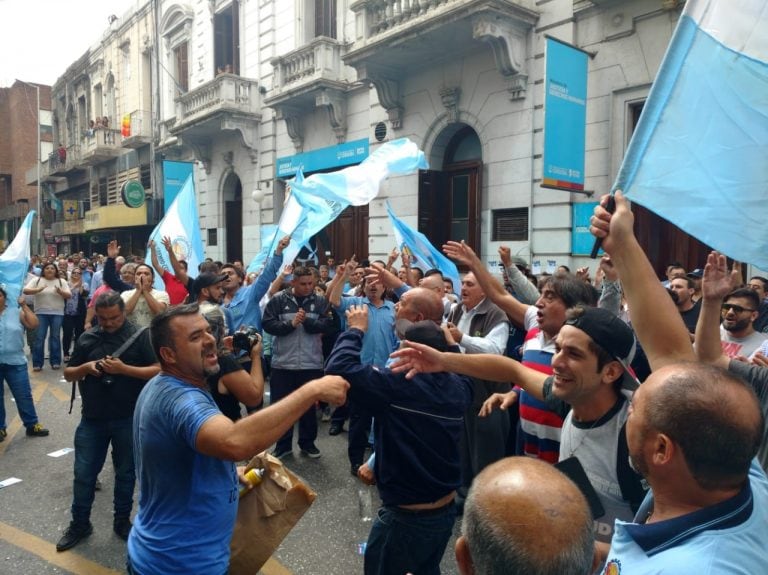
xmin=66 ymin=326 xmax=147 ymax=415
xmin=69 ymin=380 xmax=77 ymax=414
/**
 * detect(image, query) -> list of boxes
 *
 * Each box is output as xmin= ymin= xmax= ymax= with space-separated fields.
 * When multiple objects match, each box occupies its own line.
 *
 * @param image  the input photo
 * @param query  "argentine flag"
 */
xmin=387 ymin=202 xmax=461 ymax=296
xmin=616 ymin=0 xmax=768 ymax=268
xmin=0 ymin=210 xmax=35 ymax=305
xmin=270 ymin=138 xmax=429 ymax=270
xmin=145 ymin=175 xmax=204 ymax=289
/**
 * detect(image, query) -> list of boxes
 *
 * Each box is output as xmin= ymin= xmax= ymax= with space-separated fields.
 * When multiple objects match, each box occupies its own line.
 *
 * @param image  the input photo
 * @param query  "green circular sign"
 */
xmin=122 ymin=180 xmax=145 ymax=208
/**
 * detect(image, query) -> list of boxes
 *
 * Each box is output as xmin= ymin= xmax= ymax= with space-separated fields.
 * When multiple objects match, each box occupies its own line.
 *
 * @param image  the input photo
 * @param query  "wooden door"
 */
xmin=632 ymin=202 xmax=714 ymax=278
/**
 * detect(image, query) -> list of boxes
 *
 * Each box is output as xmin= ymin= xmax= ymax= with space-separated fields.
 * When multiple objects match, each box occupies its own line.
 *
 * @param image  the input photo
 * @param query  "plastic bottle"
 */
xmin=358 ymin=484 xmax=374 ymax=522
xmin=239 ymin=468 xmax=264 ymax=498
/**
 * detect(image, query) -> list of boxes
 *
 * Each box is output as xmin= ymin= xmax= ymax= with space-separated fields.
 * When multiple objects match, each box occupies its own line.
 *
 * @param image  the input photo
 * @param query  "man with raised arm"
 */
xmin=148 ymin=237 xmax=189 ymax=305
xmin=589 ymin=192 xmax=767 ymax=572
xmin=127 ymin=304 xmax=348 ymax=574
xmin=443 ymin=240 xmax=595 ymax=463
xmin=695 ymin=252 xmax=768 ymax=473
xmin=326 ymin=289 xmax=472 ymax=575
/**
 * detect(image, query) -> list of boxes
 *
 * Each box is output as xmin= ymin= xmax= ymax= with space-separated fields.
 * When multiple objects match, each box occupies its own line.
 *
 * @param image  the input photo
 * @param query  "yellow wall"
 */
xmin=84 ymin=204 xmax=147 ymax=231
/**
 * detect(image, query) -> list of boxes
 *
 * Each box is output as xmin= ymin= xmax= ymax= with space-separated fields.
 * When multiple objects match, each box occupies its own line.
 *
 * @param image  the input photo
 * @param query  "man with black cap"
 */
xmin=687 ymin=268 xmax=704 ymax=303
xmin=325 ymin=287 xmax=473 ymax=575
xmin=391 ymin=304 xmax=647 ymax=549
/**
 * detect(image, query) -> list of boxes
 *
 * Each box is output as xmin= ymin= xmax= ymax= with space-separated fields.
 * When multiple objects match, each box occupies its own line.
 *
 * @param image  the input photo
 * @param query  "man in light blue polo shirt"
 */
xmin=591 ymin=191 xmax=767 ymax=573
xmin=329 ymin=259 xmax=397 ymax=475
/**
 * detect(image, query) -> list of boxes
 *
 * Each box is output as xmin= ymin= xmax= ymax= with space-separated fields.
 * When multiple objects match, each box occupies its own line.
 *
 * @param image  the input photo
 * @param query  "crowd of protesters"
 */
xmin=2 ymin=212 xmax=766 ymax=574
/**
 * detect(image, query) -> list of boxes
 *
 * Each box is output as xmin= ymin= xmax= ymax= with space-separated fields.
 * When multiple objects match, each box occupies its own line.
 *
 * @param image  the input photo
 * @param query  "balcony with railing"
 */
xmin=170 ymin=73 xmax=262 ymax=171
xmin=81 ymin=129 xmax=122 ymax=166
xmin=122 ymin=109 xmax=153 ymax=149
xmin=27 ymin=146 xmax=84 ymax=185
xmin=266 ymin=37 xmax=354 ymax=147
xmin=268 ymin=37 xmax=351 ymax=103
xmin=344 ymin=0 xmax=538 ymax=126
xmin=171 ymin=73 xmax=261 ymax=135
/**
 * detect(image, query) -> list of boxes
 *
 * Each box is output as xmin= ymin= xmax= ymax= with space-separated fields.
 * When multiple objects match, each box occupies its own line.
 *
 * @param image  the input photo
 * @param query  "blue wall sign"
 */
xmin=162 ymin=160 xmax=195 ymax=211
xmin=276 ymin=139 xmax=369 ymax=178
xmin=543 ymin=37 xmax=589 ymax=192
xmin=572 ymin=202 xmax=602 ymax=256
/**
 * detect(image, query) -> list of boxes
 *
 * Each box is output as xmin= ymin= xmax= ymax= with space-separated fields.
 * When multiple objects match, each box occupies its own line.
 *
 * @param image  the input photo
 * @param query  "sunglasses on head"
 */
xmin=721 ymin=303 xmax=755 ymax=314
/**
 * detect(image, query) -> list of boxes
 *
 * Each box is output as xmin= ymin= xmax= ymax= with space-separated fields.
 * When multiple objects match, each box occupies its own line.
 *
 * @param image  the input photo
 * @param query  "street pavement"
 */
xmin=0 ymin=362 xmax=463 ymax=574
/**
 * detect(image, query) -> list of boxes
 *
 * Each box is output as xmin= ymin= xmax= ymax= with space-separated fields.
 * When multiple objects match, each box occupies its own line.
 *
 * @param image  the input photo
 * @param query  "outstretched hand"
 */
xmin=276 ymin=235 xmax=291 ymax=255
xmin=107 ymin=240 xmax=121 ymax=259
xmin=478 ymin=391 xmax=518 ymax=417
xmin=443 ymin=240 xmax=480 ymax=267
xmin=702 ymin=251 xmax=741 ymax=302
xmin=389 ymin=341 xmax=446 ymax=379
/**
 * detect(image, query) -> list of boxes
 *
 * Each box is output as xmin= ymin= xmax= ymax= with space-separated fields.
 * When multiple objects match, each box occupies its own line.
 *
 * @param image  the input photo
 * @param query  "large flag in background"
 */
xmin=268 ymin=138 xmax=429 ymax=270
xmin=145 ymin=175 xmax=204 ymax=290
xmin=615 ymin=0 xmax=768 ymax=268
xmin=246 ymin=224 xmax=278 ymax=274
xmin=0 ymin=211 xmax=35 ymax=305
xmin=386 ymin=202 xmax=461 ymax=296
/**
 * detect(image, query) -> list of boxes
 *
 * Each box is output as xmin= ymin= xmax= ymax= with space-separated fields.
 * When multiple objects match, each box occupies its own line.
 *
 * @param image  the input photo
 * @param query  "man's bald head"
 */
xmin=457 ymin=457 xmax=594 ymax=575
xmin=420 ymin=273 xmax=445 ymax=296
xmin=404 ymin=287 xmax=445 ymax=323
xmin=635 ymin=362 xmax=763 ymax=490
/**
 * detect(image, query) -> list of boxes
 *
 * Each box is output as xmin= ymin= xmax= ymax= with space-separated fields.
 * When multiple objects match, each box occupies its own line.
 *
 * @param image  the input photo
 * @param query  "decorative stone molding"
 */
xmin=439 ymin=87 xmax=461 ymax=124
xmin=276 ymin=106 xmax=304 ymax=151
xmin=222 ymin=116 xmax=259 ymax=165
xmin=368 ymin=73 xmax=403 ymax=129
xmin=472 ymin=14 xmax=529 ymax=100
xmin=183 ymin=138 xmax=212 ymax=174
xmin=316 ymin=89 xmax=347 ymax=142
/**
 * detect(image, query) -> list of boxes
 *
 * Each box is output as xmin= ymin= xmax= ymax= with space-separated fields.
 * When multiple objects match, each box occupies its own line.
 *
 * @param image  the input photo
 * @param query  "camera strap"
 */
xmin=68 ymin=326 xmax=148 ymax=414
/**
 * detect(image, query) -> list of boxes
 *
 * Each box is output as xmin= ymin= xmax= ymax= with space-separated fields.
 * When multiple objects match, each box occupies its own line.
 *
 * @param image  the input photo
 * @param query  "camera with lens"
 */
xmin=95 ymin=360 xmax=114 ymax=386
xmin=233 ymin=327 xmax=261 ymax=353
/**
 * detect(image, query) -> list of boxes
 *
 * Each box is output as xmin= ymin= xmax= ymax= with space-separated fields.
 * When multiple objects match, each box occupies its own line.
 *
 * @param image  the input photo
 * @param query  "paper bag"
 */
xmin=229 ymin=452 xmax=317 ymax=574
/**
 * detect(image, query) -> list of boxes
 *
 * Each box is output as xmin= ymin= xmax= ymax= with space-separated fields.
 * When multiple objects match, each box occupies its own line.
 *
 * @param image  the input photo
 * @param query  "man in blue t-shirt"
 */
xmin=127 ymin=304 xmax=348 ymax=575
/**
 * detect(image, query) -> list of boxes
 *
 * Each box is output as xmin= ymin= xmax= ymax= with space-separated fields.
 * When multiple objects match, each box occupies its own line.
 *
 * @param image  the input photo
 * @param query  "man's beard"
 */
xmin=724 ymin=317 xmax=751 ymax=333
xmin=203 ymin=362 xmax=221 ymax=377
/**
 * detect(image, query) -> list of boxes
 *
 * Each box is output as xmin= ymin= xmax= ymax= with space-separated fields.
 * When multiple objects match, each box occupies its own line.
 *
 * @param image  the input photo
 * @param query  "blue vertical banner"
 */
xmin=571 ymin=202 xmax=602 ymax=256
xmin=162 ymin=160 xmax=195 ymax=211
xmin=542 ymin=37 xmax=589 ymax=193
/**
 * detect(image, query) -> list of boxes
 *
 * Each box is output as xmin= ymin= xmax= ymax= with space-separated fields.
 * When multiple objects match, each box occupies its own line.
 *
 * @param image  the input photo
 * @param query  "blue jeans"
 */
xmin=364 ymin=503 xmax=456 ymax=575
xmin=71 ymin=417 xmax=135 ymax=524
xmin=32 ymin=313 xmax=63 ymax=368
xmin=0 ymin=363 xmax=39 ymax=428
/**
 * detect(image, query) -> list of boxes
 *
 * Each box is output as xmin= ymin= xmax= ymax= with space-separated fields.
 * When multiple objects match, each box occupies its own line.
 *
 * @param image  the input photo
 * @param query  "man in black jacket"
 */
xmin=326 ymin=288 xmax=473 ymax=575
xmin=56 ymin=292 xmax=160 ymax=552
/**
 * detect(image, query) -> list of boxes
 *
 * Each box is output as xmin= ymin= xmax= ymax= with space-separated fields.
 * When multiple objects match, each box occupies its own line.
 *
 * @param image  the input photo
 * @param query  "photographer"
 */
xmin=209 ymin=328 xmax=265 ymax=421
xmin=190 ymin=271 xmax=265 ymax=420
xmin=57 ymin=291 xmax=160 ymax=552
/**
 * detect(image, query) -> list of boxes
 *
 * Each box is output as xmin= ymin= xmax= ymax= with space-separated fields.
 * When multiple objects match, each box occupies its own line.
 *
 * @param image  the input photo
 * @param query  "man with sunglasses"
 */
xmin=719 ymin=288 xmax=767 ymax=359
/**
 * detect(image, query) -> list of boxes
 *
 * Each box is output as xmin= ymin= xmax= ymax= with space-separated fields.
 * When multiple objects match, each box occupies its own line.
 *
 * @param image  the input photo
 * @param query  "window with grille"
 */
xmin=492 ymin=208 xmax=528 ymax=242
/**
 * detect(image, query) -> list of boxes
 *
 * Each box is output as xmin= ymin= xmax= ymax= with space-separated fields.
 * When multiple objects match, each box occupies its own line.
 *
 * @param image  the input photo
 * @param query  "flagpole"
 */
xmin=35 ymin=84 xmax=41 ymax=257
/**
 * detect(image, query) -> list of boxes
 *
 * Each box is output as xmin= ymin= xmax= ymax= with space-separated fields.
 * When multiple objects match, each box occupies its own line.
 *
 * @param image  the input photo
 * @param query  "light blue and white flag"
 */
xmin=386 ymin=202 xmax=461 ymax=295
xmin=615 ymin=0 xmax=768 ymax=268
xmin=145 ymin=175 xmax=204 ymax=290
xmin=274 ymin=138 xmax=429 ymax=269
xmin=246 ymin=225 xmax=278 ymax=274
xmin=0 ymin=210 xmax=35 ymax=305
